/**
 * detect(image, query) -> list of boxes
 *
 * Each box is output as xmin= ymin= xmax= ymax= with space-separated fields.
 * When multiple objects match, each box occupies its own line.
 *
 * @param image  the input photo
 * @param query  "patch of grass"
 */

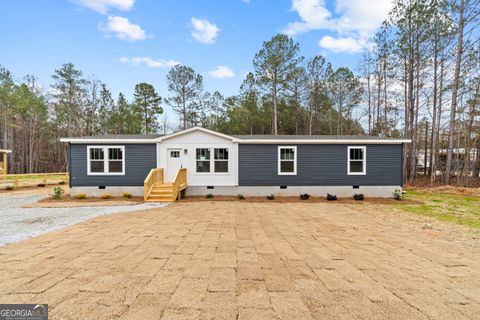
xmin=3 ymin=174 xmax=66 ymax=182
xmin=5 ymin=174 xmax=65 ymax=181
xmin=101 ymin=194 xmax=112 ymax=199
xmin=74 ymin=193 xmax=87 ymax=200
xmin=5 ymin=185 xmax=14 ymax=190
xmin=395 ymin=189 xmax=480 ymax=229
xmin=206 ymin=194 xmax=214 ymax=199
xmin=122 ymin=192 xmax=132 ymax=199
xmin=266 ymin=194 xmax=275 ymax=200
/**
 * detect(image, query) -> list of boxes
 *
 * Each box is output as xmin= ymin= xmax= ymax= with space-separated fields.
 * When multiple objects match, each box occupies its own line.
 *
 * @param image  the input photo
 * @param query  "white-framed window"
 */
xmin=278 ymin=146 xmax=297 ymax=175
xmin=195 ymin=147 xmax=230 ymax=173
xmin=170 ymin=150 xmax=180 ymax=158
xmin=348 ymin=146 xmax=366 ymax=175
xmin=87 ymin=146 xmax=125 ymax=175
xmin=214 ymin=148 xmax=229 ymax=173
xmin=196 ymin=148 xmax=211 ymax=173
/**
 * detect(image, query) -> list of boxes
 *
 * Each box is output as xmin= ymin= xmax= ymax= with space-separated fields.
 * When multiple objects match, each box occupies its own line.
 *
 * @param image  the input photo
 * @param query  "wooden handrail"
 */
xmin=144 ymin=168 xmax=164 ymax=201
xmin=172 ymin=168 xmax=187 ymax=201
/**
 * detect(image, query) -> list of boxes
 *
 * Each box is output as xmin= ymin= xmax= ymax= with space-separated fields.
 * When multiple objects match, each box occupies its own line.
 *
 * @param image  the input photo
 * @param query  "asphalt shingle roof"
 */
xmin=68 ymin=133 xmax=401 ymax=140
xmin=71 ymin=134 xmax=163 ymax=140
xmin=233 ymin=135 xmax=397 ymax=140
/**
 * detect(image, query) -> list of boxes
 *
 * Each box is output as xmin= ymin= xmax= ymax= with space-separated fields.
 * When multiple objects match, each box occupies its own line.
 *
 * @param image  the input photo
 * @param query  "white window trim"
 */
xmin=347 ymin=146 xmax=366 ymax=175
xmin=87 ymin=145 xmax=125 ymax=176
xmin=195 ymin=148 xmax=212 ymax=174
xmin=195 ymin=147 xmax=230 ymax=174
xmin=278 ymin=146 xmax=297 ymax=175
xmin=213 ymin=148 xmax=229 ymax=173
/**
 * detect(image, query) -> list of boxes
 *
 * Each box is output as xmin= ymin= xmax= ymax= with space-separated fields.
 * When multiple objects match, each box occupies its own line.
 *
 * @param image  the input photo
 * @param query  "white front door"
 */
xmin=166 ymin=148 xmax=183 ymax=182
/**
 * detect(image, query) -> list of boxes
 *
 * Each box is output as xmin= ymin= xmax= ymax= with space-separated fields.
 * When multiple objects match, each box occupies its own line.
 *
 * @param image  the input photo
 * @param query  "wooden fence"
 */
xmin=0 ymin=173 xmax=69 ymax=189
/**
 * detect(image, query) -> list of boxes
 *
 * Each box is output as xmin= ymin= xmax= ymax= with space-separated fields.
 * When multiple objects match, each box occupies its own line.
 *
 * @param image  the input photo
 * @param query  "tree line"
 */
xmin=358 ymin=0 xmax=479 ymax=186
xmin=0 ymin=0 xmax=479 ymax=186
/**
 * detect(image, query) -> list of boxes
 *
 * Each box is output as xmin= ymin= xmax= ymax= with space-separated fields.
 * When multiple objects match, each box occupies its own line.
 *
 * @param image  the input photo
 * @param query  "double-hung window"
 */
xmin=347 ymin=146 xmax=366 ymax=175
xmin=88 ymin=146 xmax=125 ymax=175
xmin=196 ymin=148 xmax=211 ymax=173
xmin=214 ymin=148 xmax=229 ymax=173
xmin=195 ymin=148 xmax=229 ymax=173
xmin=89 ymin=148 xmax=105 ymax=173
xmin=278 ymin=146 xmax=297 ymax=175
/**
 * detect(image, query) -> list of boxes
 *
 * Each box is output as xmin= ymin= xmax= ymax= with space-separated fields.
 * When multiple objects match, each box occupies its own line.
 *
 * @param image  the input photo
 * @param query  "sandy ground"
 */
xmin=0 ymin=202 xmax=479 ymax=319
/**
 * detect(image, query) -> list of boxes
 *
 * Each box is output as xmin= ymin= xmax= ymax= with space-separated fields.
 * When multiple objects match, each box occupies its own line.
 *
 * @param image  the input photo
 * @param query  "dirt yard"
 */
xmin=0 ymin=202 xmax=479 ymax=319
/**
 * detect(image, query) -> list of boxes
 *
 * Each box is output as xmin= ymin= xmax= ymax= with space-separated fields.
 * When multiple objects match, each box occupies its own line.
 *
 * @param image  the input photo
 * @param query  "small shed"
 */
xmin=0 ymin=149 xmax=11 ymax=175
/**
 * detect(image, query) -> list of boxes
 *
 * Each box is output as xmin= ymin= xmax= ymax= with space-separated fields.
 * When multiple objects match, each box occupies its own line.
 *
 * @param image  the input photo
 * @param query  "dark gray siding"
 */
xmin=239 ymin=144 xmax=403 ymax=186
xmin=70 ymin=144 xmax=156 ymax=187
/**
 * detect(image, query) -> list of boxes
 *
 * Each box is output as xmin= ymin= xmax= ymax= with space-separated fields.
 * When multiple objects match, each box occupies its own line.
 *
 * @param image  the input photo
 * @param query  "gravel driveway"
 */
xmin=0 ymin=201 xmax=478 ymax=319
xmin=0 ymin=193 xmax=167 ymax=246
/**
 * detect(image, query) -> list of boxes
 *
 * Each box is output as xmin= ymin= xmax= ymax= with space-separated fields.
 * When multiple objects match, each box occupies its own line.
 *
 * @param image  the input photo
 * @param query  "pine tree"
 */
xmin=133 ymin=83 xmax=163 ymax=134
xmin=253 ymin=34 xmax=303 ymax=135
xmin=166 ymin=65 xmax=203 ymax=130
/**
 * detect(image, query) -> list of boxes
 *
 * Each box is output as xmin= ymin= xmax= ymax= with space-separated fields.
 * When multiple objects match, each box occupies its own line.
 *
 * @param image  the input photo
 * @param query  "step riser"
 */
xmin=150 ymin=195 xmax=174 ymax=199
xmin=147 ymin=181 xmax=181 ymax=201
xmin=147 ymin=197 xmax=176 ymax=201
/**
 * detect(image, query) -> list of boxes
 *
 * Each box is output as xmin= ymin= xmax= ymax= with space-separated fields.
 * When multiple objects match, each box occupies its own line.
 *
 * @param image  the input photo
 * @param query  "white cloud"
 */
xmin=119 ymin=57 xmax=179 ymax=68
xmin=190 ymin=17 xmax=220 ymax=44
xmin=334 ymin=0 xmax=392 ymax=34
xmin=208 ymin=65 xmax=235 ymax=79
xmin=73 ymin=0 xmax=135 ymax=14
xmin=284 ymin=0 xmax=333 ymax=35
xmin=284 ymin=0 xmax=392 ymax=53
xmin=318 ymin=36 xmax=364 ymax=53
xmin=100 ymin=16 xmax=146 ymax=41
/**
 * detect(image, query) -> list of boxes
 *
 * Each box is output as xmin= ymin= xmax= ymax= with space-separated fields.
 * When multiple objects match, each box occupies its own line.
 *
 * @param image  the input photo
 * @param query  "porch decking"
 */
xmin=144 ymin=168 xmax=187 ymax=202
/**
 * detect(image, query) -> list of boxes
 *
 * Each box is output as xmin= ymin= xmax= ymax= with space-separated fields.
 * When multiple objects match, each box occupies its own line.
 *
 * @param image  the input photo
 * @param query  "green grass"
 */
xmin=2 ymin=174 xmax=66 ymax=182
xmin=395 ymin=189 xmax=480 ymax=229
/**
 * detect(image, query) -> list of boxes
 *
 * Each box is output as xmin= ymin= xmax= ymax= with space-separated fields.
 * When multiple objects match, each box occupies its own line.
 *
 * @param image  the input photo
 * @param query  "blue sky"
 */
xmin=0 ymin=0 xmax=392 ymax=105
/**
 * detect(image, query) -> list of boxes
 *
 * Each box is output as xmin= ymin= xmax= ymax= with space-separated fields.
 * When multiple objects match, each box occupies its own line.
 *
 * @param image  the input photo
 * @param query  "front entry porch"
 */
xmin=144 ymin=168 xmax=187 ymax=202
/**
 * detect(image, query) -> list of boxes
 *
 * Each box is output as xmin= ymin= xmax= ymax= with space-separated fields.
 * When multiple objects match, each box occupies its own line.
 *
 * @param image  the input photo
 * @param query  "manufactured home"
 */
xmin=60 ymin=127 xmax=410 ymax=200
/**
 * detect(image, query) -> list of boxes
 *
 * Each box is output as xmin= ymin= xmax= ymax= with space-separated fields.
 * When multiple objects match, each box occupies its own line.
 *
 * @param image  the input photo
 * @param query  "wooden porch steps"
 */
xmin=146 ymin=183 xmax=177 ymax=202
xmin=144 ymin=167 xmax=187 ymax=202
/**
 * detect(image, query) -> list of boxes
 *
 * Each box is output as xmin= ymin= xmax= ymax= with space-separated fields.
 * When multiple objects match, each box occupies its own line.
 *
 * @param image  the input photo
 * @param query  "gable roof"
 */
xmin=157 ymin=127 xmax=238 ymax=142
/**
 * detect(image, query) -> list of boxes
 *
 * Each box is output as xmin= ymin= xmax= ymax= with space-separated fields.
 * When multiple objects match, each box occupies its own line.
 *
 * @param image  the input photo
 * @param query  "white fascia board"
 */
xmin=238 ymin=139 xmax=412 ymax=144
xmin=60 ymin=138 xmax=156 ymax=144
xmin=155 ymin=127 xmax=239 ymax=142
